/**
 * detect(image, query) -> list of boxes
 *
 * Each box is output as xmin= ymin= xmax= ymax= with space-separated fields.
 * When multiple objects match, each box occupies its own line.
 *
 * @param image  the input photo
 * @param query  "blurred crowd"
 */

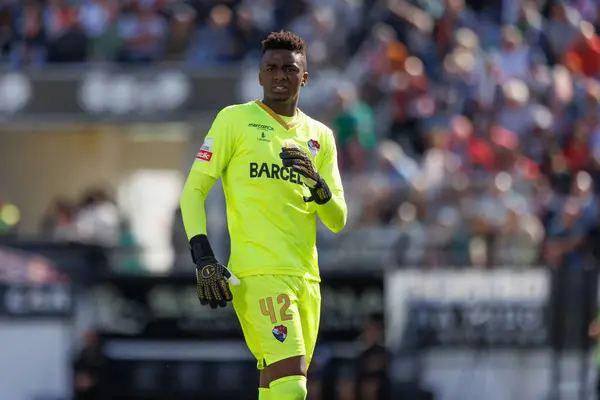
xmin=317 ymin=0 xmax=600 ymax=270
xmin=39 ymin=187 xmax=124 ymax=247
xmin=33 ymin=187 xmax=143 ymax=272
xmin=0 ymin=0 xmax=372 ymax=66
xmin=2 ymin=0 xmax=600 ymax=272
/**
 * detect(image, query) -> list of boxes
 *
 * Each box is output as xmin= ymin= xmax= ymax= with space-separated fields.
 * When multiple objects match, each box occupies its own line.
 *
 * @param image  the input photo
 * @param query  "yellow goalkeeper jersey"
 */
xmin=186 ymin=100 xmax=346 ymax=282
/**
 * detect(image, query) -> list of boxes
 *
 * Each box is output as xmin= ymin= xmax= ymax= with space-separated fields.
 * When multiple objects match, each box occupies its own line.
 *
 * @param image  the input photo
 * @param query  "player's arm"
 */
xmin=180 ymin=108 xmax=239 ymax=308
xmin=313 ymin=132 xmax=347 ymax=233
xmin=180 ymin=170 xmax=216 ymax=240
xmin=180 ymin=109 xmax=232 ymax=240
xmin=280 ymin=130 xmax=347 ymax=233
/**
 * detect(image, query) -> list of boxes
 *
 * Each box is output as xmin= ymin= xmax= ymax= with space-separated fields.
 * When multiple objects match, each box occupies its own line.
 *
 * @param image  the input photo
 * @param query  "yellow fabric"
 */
xmin=182 ymin=100 xmax=346 ymax=281
xmin=269 ymin=375 xmax=308 ymax=400
xmin=317 ymin=192 xmax=347 ymax=233
xmin=180 ymin=170 xmax=216 ymax=239
xmin=231 ymin=275 xmax=320 ymax=370
xmin=258 ymin=387 xmax=271 ymax=400
xmin=279 ymin=113 xmax=297 ymax=123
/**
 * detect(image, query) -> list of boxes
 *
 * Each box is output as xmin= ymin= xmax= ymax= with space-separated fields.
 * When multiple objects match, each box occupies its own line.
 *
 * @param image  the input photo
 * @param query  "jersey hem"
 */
xmin=233 ymin=269 xmax=321 ymax=283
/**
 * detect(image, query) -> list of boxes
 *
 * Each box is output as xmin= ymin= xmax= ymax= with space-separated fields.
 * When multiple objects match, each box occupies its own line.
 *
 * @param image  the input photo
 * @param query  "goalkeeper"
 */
xmin=180 ymin=31 xmax=347 ymax=400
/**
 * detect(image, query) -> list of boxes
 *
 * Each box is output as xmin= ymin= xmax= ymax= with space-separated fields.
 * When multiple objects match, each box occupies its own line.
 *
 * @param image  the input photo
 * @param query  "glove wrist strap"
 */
xmin=311 ymin=178 xmax=332 ymax=205
xmin=190 ymin=234 xmax=215 ymax=263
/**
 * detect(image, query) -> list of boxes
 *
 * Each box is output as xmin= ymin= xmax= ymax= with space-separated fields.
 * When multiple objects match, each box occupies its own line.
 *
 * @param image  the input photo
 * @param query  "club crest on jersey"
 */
xmin=272 ymin=325 xmax=287 ymax=342
xmin=307 ymin=139 xmax=320 ymax=156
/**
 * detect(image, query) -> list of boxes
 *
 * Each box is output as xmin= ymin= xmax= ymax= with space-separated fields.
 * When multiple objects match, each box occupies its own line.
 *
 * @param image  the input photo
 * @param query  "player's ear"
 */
xmin=258 ymin=71 xmax=263 ymax=87
xmin=301 ymin=72 xmax=308 ymax=87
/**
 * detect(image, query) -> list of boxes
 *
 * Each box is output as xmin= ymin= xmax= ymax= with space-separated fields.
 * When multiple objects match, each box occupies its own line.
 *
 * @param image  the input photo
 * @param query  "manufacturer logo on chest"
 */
xmin=257 ymin=132 xmax=271 ymax=142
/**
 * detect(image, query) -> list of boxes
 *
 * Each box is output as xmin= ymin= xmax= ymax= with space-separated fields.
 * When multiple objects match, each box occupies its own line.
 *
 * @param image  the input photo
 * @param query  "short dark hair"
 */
xmin=261 ymin=31 xmax=306 ymax=56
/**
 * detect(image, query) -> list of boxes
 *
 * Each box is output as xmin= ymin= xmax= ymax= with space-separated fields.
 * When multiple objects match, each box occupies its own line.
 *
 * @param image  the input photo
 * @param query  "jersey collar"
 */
xmin=255 ymin=100 xmax=303 ymax=130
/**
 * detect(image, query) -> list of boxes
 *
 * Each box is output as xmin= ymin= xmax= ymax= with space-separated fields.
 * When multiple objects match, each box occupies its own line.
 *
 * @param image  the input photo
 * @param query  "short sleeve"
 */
xmin=191 ymin=109 xmax=236 ymax=179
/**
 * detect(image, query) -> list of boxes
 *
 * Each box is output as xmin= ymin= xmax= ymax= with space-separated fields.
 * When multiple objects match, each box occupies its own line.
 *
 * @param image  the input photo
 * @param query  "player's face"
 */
xmin=259 ymin=49 xmax=308 ymax=103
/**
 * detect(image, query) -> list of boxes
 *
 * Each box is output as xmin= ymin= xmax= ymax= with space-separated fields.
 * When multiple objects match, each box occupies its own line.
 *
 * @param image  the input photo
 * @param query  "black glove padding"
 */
xmin=195 ymin=257 xmax=233 ymax=309
xmin=280 ymin=147 xmax=332 ymax=204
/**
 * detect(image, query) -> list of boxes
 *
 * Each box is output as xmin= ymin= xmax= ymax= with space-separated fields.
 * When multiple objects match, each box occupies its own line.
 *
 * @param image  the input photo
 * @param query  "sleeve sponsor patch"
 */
xmin=196 ymin=138 xmax=214 ymax=162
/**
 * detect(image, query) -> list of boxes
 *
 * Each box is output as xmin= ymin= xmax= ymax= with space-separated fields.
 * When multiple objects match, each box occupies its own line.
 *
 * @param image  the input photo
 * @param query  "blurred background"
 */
xmin=2 ymin=0 xmax=600 ymax=399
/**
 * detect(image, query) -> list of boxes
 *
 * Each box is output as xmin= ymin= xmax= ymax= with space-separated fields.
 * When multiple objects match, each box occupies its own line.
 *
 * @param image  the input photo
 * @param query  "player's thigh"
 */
xmin=231 ymin=275 xmax=306 ymax=368
xmin=231 ymin=277 xmax=266 ymax=367
xmin=298 ymin=279 xmax=321 ymax=370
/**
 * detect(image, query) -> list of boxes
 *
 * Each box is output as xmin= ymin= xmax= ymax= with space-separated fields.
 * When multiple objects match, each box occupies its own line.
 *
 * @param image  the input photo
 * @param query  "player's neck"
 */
xmin=261 ymin=99 xmax=298 ymax=118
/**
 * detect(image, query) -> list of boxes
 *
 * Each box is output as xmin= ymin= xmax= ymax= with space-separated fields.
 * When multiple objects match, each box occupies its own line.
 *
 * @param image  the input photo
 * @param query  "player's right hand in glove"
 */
xmin=189 ymin=234 xmax=237 ymax=309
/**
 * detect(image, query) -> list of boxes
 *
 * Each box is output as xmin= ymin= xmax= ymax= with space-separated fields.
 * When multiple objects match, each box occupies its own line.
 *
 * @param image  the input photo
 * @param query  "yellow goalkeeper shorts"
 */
xmin=231 ymin=274 xmax=321 ymax=371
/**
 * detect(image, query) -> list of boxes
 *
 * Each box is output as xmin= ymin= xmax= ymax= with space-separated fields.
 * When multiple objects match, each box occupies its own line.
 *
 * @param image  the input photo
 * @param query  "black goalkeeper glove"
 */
xmin=190 ymin=234 xmax=234 ymax=309
xmin=279 ymin=146 xmax=332 ymax=204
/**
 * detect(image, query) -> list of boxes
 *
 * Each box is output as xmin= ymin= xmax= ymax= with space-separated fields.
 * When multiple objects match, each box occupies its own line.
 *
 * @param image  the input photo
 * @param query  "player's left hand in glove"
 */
xmin=280 ymin=146 xmax=332 ymax=204
xmin=190 ymin=234 xmax=238 ymax=309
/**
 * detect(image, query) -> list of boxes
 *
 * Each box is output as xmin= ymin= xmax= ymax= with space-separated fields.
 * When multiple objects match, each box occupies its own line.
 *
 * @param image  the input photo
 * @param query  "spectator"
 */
xmin=336 ymin=367 xmax=357 ymax=400
xmin=495 ymin=79 xmax=535 ymax=137
xmin=563 ymin=121 xmax=591 ymax=172
xmin=112 ymin=218 xmax=143 ymax=273
xmin=288 ymin=6 xmax=345 ymax=67
xmin=80 ymin=0 xmax=122 ymax=61
xmin=231 ymin=5 xmax=264 ymax=61
xmin=333 ymin=82 xmax=377 ymax=173
xmin=544 ymin=171 xmax=598 ymax=267
xmin=73 ymin=331 xmax=105 ymax=400
xmin=40 ymin=197 xmax=76 ymax=241
xmin=394 ymin=202 xmax=426 ymax=266
xmin=515 ymin=0 xmax=545 ymax=48
xmin=185 ymin=4 xmax=235 ymax=66
xmin=565 ymin=21 xmax=600 ymax=78
xmin=545 ymin=2 xmax=580 ymax=65
xmin=420 ymin=128 xmax=462 ymax=192
xmin=0 ymin=5 xmax=14 ymax=62
xmin=388 ymin=55 xmax=430 ymax=153
xmin=74 ymin=187 xmax=121 ymax=248
xmin=12 ymin=3 xmax=46 ymax=66
xmin=79 ymin=0 xmax=113 ymax=39
xmin=306 ymin=345 xmax=332 ymax=400
xmin=117 ymin=0 xmax=167 ymax=63
xmin=162 ymin=4 xmax=196 ymax=62
xmin=274 ymin=0 xmax=310 ymax=29
xmin=355 ymin=313 xmax=389 ymax=400
xmin=522 ymin=107 xmax=553 ymax=164
xmin=544 ymin=197 xmax=586 ymax=267
xmin=468 ymin=172 xmax=531 ymax=266
xmin=494 ymin=206 xmax=544 ymax=266
xmin=492 ymin=25 xmax=531 ymax=82
xmin=43 ymin=0 xmax=75 ymax=42
xmin=45 ymin=1 xmax=88 ymax=63
xmin=433 ymin=0 xmax=478 ymax=59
